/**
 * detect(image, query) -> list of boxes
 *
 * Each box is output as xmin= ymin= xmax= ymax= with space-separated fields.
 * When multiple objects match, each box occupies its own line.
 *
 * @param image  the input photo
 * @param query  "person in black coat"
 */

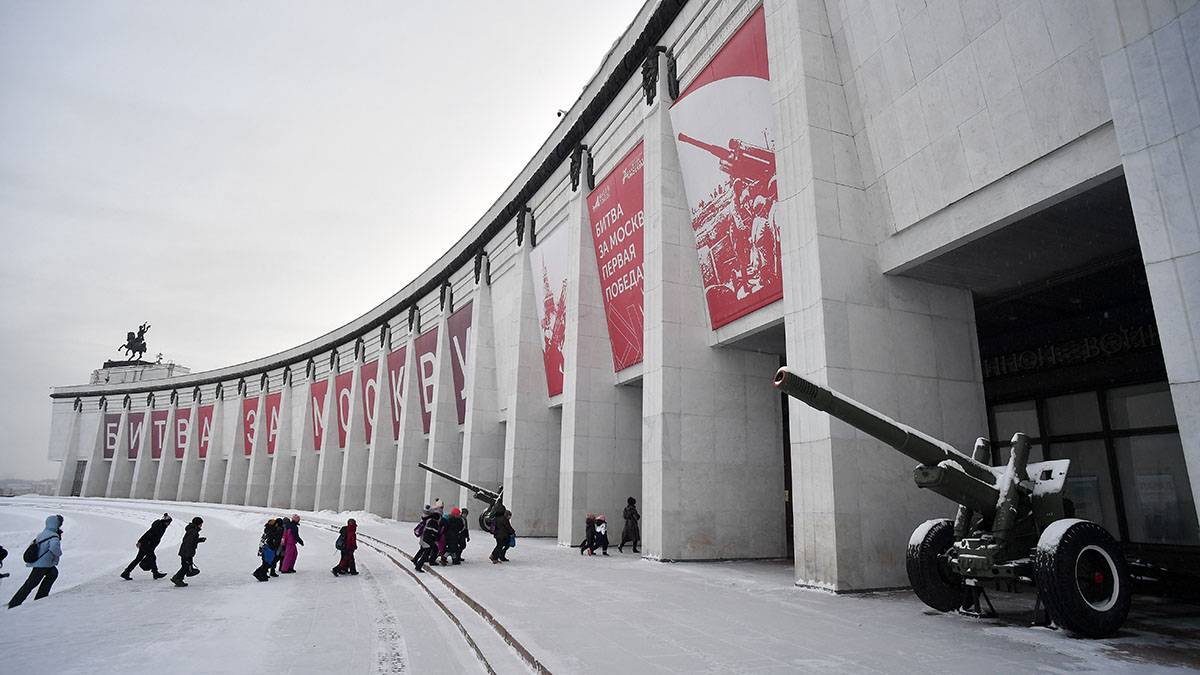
xmin=619 ymin=497 xmax=641 ymax=553
xmin=171 ymin=517 xmax=206 ymax=587
xmin=490 ymin=510 xmax=515 ymax=564
xmin=265 ymin=519 xmax=284 ymax=577
xmin=445 ymin=508 xmax=470 ymax=565
xmin=579 ymin=513 xmax=596 ymax=556
xmin=121 ymin=513 xmax=172 ymax=580
xmin=413 ymin=506 xmax=443 ymax=572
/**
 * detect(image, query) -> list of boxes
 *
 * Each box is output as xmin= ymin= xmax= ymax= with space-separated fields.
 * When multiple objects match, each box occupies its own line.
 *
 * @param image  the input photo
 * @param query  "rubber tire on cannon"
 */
xmin=906 ymin=519 xmax=964 ymax=612
xmin=1034 ymin=519 xmax=1132 ymax=638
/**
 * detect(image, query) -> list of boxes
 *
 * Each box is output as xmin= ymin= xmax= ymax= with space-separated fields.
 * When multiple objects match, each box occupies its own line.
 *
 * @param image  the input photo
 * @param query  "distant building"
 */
xmin=46 ymin=0 xmax=1200 ymax=590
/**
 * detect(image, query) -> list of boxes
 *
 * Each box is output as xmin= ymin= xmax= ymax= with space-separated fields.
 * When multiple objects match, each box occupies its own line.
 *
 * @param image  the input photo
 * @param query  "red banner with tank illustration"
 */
xmin=309 ymin=380 xmax=328 ymax=451
xmin=127 ymin=413 xmax=145 ymax=459
xmin=413 ymin=328 xmax=439 ymax=433
xmin=359 ymin=360 xmax=379 ymax=444
xmin=588 ymin=141 xmax=645 ymax=371
xmin=669 ymin=7 xmax=781 ymax=329
xmin=242 ymin=396 xmax=259 ymax=456
xmin=335 ymin=371 xmax=354 ymax=448
xmin=104 ymin=413 xmax=121 ymax=459
xmin=150 ymin=410 xmax=169 ymax=459
xmin=448 ymin=301 xmax=473 ymax=425
xmin=196 ymin=404 xmax=214 ymax=459
xmin=265 ymin=391 xmax=282 ymax=455
xmin=387 ymin=345 xmax=407 ymax=441
xmin=530 ymin=227 xmax=569 ymax=396
xmin=174 ymin=408 xmax=191 ymax=459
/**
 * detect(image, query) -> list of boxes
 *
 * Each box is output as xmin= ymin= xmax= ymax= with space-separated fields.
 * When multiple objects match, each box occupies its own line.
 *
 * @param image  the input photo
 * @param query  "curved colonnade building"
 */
xmin=48 ymin=0 xmax=1200 ymax=590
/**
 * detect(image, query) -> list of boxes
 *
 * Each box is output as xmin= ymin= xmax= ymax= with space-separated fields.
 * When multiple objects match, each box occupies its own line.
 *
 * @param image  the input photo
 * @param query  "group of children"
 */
xmin=412 ymin=502 xmax=472 ymax=571
xmin=252 ymin=515 xmax=306 ymax=581
xmin=579 ymin=497 xmax=641 ymax=556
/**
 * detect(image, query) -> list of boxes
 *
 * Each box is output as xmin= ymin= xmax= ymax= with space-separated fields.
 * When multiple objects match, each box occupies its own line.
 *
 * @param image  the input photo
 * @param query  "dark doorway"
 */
xmin=70 ymin=460 xmax=86 ymax=496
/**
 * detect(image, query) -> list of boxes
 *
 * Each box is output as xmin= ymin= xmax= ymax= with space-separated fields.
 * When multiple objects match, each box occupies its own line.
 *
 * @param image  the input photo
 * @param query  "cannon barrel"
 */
xmin=773 ymin=368 xmax=997 ymax=489
xmin=677 ymin=133 xmax=728 ymax=160
xmin=417 ymin=462 xmax=500 ymax=504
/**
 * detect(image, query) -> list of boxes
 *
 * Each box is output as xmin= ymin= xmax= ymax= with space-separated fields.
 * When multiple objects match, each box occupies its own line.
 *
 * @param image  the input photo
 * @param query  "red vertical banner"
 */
xmin=150 ymin=410 xmax=169 ymax=459
xmin=335 ymin=371 xmax=354 ymax=448
xmin=359 ymin=360 xmax=379 ymax=444
xmin=669 ymin=7 xmax=781 ymax=329
xmin=309 ymin=380 xmax=328 ymax=451
xmin=127 ymin=413 xmax=144 ymax=459
xmin=103 ymin=413 xmax=121 ymax=459
xmin=447 ymin=301 xmax=473 ymax=425
xmin=242 ymin=396 xmax=259 ymax=456
xmin=387 ymin=345 xmax=407 ymax=441
xmin=413 ymin=328 xmax=439 ymax=433
xmin=196 ymin=404 xmax=215 ymax=459
xmin=174 ymin=408 xmax=192 ymax=459
xmin=529 ymin=228 xmax=568 ymax=396
xmin=265 ymin=392 xmax=282 ymax=455
xmin=588 ymin=141 xmax=645 ymax=371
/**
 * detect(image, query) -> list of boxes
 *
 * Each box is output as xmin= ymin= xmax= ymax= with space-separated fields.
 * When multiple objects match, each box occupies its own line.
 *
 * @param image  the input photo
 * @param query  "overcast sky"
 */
xmin=0 ymin=1 xmax=644 ymax=480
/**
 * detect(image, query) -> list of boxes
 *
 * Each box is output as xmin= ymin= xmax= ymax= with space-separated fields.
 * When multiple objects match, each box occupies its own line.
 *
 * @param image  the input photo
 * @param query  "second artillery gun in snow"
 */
xmin=417 ymin=462 xmax=506 ymax=533
xmin=773 ymin=367 xmax=1131 ymax=638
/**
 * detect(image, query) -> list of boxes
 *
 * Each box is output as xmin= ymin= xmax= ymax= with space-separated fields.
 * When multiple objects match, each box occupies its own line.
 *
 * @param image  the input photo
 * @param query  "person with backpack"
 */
xmin=280 ymin=515 xmax=304 ymax=574
xmin=171 ymin=517 xmax=206 ymax=588
xmin=413 ymin=505 xmax=443 ymax=572
xmin=594 ymin=514 xmax=610 ymax=556
xmin=264 ymin=518 xmax=285 ymax=577
xmin=331 ymin=518 xmax=358 ymax=576
xmin=253 ymin=519 xmax=276 ymax=582
xmin=8 ymin=514 xmax=63 ymax=608
xmin=618 ymin=497 xmax=640 ymax=553
xmin=120 ymin=513 xmax=171 ymax=581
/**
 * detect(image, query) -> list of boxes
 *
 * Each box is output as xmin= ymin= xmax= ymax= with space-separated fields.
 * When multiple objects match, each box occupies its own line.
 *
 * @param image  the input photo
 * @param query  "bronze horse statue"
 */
xmin=118 ymin=322 xmax=151 ymax=361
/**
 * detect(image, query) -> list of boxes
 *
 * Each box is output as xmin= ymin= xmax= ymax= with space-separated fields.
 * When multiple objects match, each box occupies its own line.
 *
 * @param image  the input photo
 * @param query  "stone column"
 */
xmin=223 ymin=390 xmax=256 ymax=505
xmin=1092 ymin=0 xmax=1200 ymax=518
xmin=246 ymin=388 xmax=273 ymax=507
xmin=176 ymin=400 xmax=203 ymax=502
xmin=766 ymin=0 xmax=986 ymax=590
xmin=558 ymin=185 xmax=642 ymax=545
xmin=52 ymin=403 xmax=82 ymax=496
xmin=199 ymin=396 xmax=230 ymax=503
xmin=461 ymin=277 xmax=508 ymax=506
xmin=268 ymin=380 xmax=298 ymax=508
xmin=339 ymin=358 xmax=373 ymax=512
xmin=153 ymin=405 xmax=182 ymax=500
xmin=315 ymin=362 xmax=349 ymax=512
xmin=291 ymin=373 xmax=327 ymax=512
xmin=107 ymin=405 xmax=141 ymax=498
xmin=503 ymin=243 xmax=560 ymax=536
xmin=426 ymin=312 xmax=464 ymax=506
xmin=365 ymin=330 xmax=402 ymax=517
xmin=80 ymin=405 xmax=114 ymax=498
xmin=641 ymin=50 xmax=787 ymax=561
xmin=393 ymin=331 xmax=429 ymax=522
xmin=71 ymin=409 xmax=105 ymax=497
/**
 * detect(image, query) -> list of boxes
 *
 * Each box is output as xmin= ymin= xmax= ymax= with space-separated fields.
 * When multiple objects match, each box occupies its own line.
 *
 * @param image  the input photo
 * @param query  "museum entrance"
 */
xmin=904 ymin=176 xmax=1198 ymax=567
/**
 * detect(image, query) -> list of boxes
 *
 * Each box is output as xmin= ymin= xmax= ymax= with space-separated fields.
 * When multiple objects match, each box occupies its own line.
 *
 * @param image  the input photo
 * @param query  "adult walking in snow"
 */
xmin=121 ymin=513 xmax=171 ymax=580
xmin=172 ymin=517 xmax=206 ymax=587
xmin=619 ymin=497 xmax=640 ymax=553
xmin=8 ymin=514 xmax=63 ymax=608
xmin=413 ymin=505 xmax=443 ymax=572
xmin=579 ymin=513 xmax=596 ymax=556
xmin=253 ymin=520 xmax=277 ymax=582
xmin=490 ymin=510 xmax=515 ymax=564
xmin=594 ymin=514 xmax=610 ymax=556
xmin=331 ymin=519 xmax=358 ymax=576
xmin=280 ymin=515 xmax=304 ymax=573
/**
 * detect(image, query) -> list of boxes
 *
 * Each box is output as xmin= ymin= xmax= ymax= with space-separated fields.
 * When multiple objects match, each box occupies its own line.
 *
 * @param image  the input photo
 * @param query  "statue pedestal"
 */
xmin=91 ymin=362 xmax=191 ymax=386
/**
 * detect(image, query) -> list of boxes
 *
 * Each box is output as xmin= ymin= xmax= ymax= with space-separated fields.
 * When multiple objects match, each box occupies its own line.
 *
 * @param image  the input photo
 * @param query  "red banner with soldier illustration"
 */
xmin=530 ymin=228 xmax=569 ymax=397
xmin=669 ymin=6 xmax=781 ymax=329
xmin=588 ymin=142 xmax=645 ymax=371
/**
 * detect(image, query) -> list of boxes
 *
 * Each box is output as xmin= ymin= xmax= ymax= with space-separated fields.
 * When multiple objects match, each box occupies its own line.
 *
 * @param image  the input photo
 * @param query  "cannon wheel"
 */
xmin=1035 ymin=519 xmax=1131 ymax=638
xmin=905 ymin=519 xmax=962 ymax=612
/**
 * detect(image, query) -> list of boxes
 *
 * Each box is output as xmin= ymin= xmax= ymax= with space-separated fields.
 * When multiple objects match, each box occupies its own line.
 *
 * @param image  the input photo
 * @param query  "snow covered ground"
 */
xmin=2 ymin=496 xmax=1197 ymax=674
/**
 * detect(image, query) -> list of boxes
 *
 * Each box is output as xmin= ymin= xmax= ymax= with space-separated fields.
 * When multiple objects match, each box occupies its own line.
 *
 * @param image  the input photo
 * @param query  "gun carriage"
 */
xmin=774 ymin=367 xmax=1131 ymax=637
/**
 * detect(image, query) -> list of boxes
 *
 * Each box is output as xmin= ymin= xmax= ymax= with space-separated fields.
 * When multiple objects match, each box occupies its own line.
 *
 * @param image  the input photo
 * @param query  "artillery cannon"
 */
xmin=677 ymin=133 xmax=775 ymax=184
xmin=417 ymin=462 xmax=506 ymax=533
xmin=774 ymin=367 xmax=1131 ymax=638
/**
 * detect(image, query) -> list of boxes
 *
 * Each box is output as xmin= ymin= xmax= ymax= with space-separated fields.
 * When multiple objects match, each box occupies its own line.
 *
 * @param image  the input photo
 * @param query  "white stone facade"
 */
xmin=48 ymin=0 xmax=1200 ymax=591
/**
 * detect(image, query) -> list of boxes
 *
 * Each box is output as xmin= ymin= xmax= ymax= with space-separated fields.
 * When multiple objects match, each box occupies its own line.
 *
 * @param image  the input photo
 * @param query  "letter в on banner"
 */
xmin=413 ymin=327 xmax=439 ymax=433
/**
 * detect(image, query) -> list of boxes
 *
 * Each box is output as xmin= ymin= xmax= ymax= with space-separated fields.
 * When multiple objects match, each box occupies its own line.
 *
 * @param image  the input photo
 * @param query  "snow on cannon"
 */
xmin=773 ymin=367 xmax=1131 ymax=637
xmin=417 ymin=462 xmax=506 ymax=533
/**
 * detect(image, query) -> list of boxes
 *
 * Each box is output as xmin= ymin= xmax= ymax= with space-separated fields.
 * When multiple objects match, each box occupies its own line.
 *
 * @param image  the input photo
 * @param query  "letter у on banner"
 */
xmin=359 ymin=360 xmax=379 ymax=444
xmin=196 ymin=404 xmax=215 ymax=459
xmin=150 ymin=409 xmax=169 ymax=459
xmin=669 ymin=6 xmax=782 ymax=330
xmin=335 ymin=371 xmax=354 ymax=449
xmin=174 ymin=408 xmax=192 ymax=460
xmin=413 ymin=328 xmax=439 ymax=433
xmin=265 ymin=391 xmax=282 ymax=455
xmin=127 ymin=413 xmax=144 ymax=459
xmin=529 ymin=228 xmax=569 ymax=396
xmin=309 ymin=380 xmax=328 ymax=452
xmin=447 ymin=301 xmax=473 ymax=425
xmin=588 ymin=141 xmax=645 ymax=371
xmin=104 ymin=413 xmax=122 ymax=459
xmin=387 ymin=345 xmax=407 ymax=441
xmin=242 ymin=396 xmax=259 ymax=457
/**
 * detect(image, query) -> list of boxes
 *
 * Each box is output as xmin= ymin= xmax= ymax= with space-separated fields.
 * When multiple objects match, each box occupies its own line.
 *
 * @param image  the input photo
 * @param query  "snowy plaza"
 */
xmin=1 ymin=496 xmax=1197 ymax=673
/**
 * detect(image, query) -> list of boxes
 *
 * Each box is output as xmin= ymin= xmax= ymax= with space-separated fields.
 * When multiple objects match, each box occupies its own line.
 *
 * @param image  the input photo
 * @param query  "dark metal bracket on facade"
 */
xmin=215 ymin=383 xmax=224 ymax=400
xmin=146 ymin=392 xmax=155 ymax=408
xmin=642 ymin=46 xmax=678 ymax=105
xmin=169 ymin=390 xmax=178 ymax=405
xmin=99 ymin=396 xmax=107 ymax=411
xmin=123 ymin=394 xmax=131 ymax=409
xmin=73 ymin=397 xmax=83 ymax=412
xmin=440 ymin=280 xmax=454 ymax=312
xmin=237 ymin=378 xmax=247 ymax=397
xmin=380 ymin=324 xmax=390 ymax=351
xmin=260 ymin=371 xmax=270 ymax=391
xmin=282 ymin=366 xmax=292 ymax=387
xmin=353 ymin=337 xmax=364 ymax=362
xmin=517 ymin=206 xmax=536 ymax=247
xmin=304 ymin=359 xmax=316 ymax=382
xmin=329 ymin=349 xmax=340 ymax=373
xmin=473 ymin=249 xmax=492 ymax=286
xmin=570 ymin=144 xmax=596 ymax=192
xmin=192 ymin=386 xmax=202 ymax=402
xmin=409 ymin=306 xmax=421 ymax=334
